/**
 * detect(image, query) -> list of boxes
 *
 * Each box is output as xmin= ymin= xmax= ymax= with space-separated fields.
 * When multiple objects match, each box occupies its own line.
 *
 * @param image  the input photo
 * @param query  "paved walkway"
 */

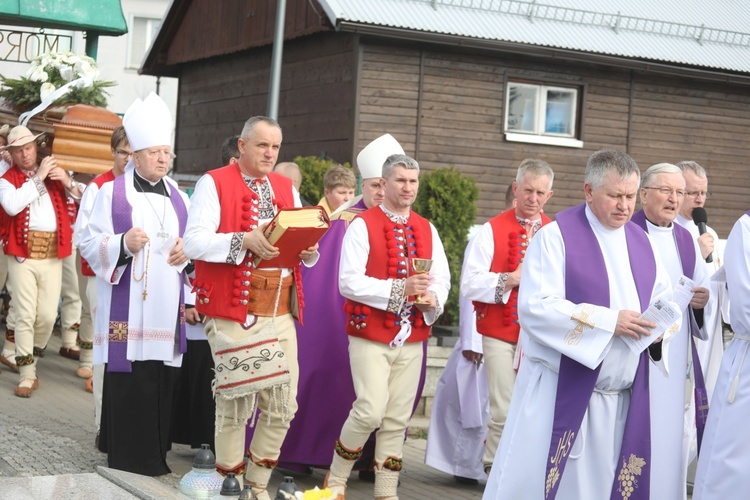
xmin=0 ymin=332 xmax=486 ymax=499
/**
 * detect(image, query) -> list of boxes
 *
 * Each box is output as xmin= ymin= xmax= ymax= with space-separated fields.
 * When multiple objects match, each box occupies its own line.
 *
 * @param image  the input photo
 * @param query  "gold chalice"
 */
xmin=410 ymin=258 xmax=433 ymax=304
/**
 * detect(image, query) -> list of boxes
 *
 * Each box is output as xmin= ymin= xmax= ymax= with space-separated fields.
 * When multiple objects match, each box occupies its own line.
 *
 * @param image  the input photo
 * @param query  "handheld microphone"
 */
xmin=691 ymin=207 xmax=713 ymax=263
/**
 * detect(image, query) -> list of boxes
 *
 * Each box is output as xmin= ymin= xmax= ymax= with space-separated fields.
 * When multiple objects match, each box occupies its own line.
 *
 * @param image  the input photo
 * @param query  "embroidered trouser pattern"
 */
xmin=207 ymin=314 xmax=299 ymax=482
xmin=7 ymin=256 xmax=63 ymax=380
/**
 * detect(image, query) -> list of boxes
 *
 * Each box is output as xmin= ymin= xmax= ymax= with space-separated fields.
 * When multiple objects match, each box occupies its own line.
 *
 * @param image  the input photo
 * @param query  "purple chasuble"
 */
xmin=630 ymin=209 xmax=708 ymax=453
xmin=545 ymin=204 xmax=656 ymax=500
xmin=107 ymin=175 xmax=189 ymax=372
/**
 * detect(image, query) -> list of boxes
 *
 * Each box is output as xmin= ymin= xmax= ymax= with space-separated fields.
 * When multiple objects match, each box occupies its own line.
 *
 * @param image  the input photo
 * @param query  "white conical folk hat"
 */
xmin=356 ymin=133 xmax=404 ymax=180
xmin=122 ymin=92 xmax=172 ymax=152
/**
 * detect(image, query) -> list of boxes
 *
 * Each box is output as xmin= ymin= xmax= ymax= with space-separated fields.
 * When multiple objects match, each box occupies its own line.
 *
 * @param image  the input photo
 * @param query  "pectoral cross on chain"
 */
xmin=564 ymin=305 xmax=595 ymax=346
xmin=157 ymin=227 xmax=169 ymax=240
xmin=142 ymin=290 xmax=148 ymax=301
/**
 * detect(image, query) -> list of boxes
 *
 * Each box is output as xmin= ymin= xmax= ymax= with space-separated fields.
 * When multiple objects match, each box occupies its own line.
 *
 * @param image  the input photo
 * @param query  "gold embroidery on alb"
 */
xmin=545 ymin=429 xmax=575 ymax=497
xmin=565 ymin=305 xmax=595 ymax=346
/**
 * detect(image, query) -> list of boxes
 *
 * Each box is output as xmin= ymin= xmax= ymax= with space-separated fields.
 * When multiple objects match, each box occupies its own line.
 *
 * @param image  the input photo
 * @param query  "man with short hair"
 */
xmin=183 ymin=116 xmax=318 ymax=500
xmin=485 ymin=149 xmax=673 ymax=499
xmin=220 ymin=135 xmax=240 ymax=166
xmin=425 ymin=184 xmax=516 ymax=484
xmin=274 ymin=161 xmax=311 ymax=206
xmin=325 ymin=153 xmax=450 ymax=500
xmin=461 ymin=158 xmax=554 ymax=474
xmin=0 ymin=125 xmax=81 ymax=397
xmin=269 ymin=134 xmax=404 ymax=475
xmin=79 ymin=93 xmax=191 ymax=476
xmin=675 ymin=160 xmax=726 ymax=402
xmin=632 ymin=162 xmax=709 ymax=500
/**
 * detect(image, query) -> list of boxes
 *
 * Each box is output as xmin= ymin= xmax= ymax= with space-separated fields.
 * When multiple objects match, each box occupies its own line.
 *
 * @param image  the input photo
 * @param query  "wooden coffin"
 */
xmin=52 ymin=104 xmax=122 ymax=175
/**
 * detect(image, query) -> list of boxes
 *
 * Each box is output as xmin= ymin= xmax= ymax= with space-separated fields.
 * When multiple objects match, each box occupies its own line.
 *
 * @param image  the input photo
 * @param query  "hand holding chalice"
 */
xmin=410 ymin=257 xmax=433 ymax=304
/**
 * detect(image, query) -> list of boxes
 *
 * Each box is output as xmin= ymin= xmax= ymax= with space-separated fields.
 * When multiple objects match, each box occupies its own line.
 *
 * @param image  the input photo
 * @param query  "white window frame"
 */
xmin=504 ymin=82 xmax=583 ymax=149
xmin=126 ymin=15 xmax=162 ymax=70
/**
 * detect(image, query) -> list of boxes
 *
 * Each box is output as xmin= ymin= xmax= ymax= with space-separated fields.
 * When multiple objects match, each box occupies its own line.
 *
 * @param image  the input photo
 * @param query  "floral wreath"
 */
xmin=0 ymin=51 xmax=115 ymax=111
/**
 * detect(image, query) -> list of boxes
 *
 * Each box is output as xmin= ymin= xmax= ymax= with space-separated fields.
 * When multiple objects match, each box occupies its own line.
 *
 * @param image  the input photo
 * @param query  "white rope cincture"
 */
xmin=727 ymin=334 xmax=750 ymax=403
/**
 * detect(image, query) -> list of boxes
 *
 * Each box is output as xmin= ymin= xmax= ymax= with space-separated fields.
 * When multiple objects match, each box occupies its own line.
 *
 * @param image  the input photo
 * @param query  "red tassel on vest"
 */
xmin=344 ymin=207 xmax=434 ymax=345
xmin=1 ymin=166 xmax=73 ymax=260
xmin=474 ymin=209 xmax=551 ymax=343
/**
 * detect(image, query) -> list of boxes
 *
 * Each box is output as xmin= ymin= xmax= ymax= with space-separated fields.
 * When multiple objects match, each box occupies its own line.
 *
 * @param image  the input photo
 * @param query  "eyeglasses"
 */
xmin=141 ymin=148 xmax=176 ymax=160
xmin=685 ymin=191 xmax=711 ymax=199
xmin=642 ymin=186 xmax=686 ymax=198
xmin=115 ymin=149 xmax=133 ymax=158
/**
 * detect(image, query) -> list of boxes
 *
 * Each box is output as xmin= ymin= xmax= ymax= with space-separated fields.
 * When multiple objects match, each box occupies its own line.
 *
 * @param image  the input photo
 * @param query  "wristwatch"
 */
xmin=70 ymin=179 xmax=78 ymax=190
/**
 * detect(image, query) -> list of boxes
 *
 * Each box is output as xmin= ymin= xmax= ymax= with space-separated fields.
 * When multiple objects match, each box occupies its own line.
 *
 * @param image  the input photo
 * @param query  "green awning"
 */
xmin=0 ymin=0 xmax=127 ymax=35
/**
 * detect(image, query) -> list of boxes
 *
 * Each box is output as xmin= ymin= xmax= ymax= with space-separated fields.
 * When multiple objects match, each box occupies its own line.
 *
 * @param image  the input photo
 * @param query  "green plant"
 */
xmin=413 ymin=167 xmax=478 ymax=325
xmin=0 ymin=51 xmax=115 ymax=110
xmin=294 ymin=155 xmax=352 ymax=206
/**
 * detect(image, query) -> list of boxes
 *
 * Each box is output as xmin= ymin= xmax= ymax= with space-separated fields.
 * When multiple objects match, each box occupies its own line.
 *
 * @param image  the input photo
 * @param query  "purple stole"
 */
xmin=107 ymin=174 xmax=189 ymax=372
xmin=545 ymin=204 xmax=655 ymax=500
xmin=630 ymin=209 xmax=708 ymax=453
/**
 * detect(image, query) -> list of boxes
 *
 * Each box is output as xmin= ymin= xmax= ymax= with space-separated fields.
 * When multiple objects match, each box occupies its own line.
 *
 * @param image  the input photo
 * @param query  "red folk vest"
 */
xmin=192 ymin=166 xmax=304 ymax=324
xmin=344 ymin=207 xmax=434 ymax=344
xmin=474 ymin=209 xmax=551 ymax=343
xmin=1 ymin=166 xmax=72 ymax=260
xmin=81 ymin=170 xmax=116 ymax=277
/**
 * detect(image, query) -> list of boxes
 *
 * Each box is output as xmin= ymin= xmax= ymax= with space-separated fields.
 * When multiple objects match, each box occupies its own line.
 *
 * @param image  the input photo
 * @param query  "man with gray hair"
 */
xmin=631 ymin=162 xmax=709 ymax=499
xmin=485 ymin=149 xmax=673 ymax=499
xmin=325 ymin=153 xmax=450 ymax=499
xmin=461 ymin=158 xmax=554 ymax=476
xmin=675 ymin=160 xmax=726 ymax=405
xmin=184 ymin=115 xmax=318 ymax=499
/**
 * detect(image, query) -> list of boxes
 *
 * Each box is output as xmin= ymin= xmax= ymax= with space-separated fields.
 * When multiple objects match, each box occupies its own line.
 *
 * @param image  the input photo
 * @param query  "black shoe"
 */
xmin=358 ymin=469 xmax=375 ymax=482
xmin=454 ymin=475 xmax=479 ymax=485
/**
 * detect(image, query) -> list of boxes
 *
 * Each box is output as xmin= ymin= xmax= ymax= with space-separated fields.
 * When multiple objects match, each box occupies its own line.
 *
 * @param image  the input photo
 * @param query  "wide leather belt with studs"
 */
xmin=27 ymin=231 xmax=58 ymax=260
xmin=247 ymin=268 xmax=293 ymax=317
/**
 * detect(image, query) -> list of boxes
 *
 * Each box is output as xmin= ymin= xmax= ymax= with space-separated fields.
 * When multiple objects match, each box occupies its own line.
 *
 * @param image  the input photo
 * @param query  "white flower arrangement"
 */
xmin=0 ymin=51 xmax=115 ymax=110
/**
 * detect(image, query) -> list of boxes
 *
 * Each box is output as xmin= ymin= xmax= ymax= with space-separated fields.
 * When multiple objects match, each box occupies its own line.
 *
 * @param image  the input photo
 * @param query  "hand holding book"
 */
xmin=253 ymin=206 xmax=330 ymax=268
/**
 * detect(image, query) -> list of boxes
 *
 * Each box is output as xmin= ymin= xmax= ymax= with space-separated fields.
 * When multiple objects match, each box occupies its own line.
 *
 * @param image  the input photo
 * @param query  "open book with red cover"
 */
xmin=254 ymin=206 xmax=330 ymax=268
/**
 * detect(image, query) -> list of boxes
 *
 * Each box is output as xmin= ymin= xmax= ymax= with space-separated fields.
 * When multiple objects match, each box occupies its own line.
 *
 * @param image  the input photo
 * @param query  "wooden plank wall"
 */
xmin=356 ymin=41 xmax=750 ymax=237
xmin=628 ymin=74 xmax=750 ymax=235
xmin=164 ymin=0 xmax=329 ymax=65
xmin=174 ymin=32 xmax=355 ymax=173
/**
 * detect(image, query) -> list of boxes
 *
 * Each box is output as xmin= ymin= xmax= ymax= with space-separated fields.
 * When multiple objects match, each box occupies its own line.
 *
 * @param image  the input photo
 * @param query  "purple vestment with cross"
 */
xmin=107 ymin=174 xmax=188 ymax=372
xmin=544 ymin=203 xmax=656 ymax=500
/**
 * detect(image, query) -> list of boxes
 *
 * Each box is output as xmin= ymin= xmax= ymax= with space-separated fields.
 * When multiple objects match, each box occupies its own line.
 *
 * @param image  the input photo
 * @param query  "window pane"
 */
xmin=129 ymin=18 xmax=148 ymax=68
xmin=507 ymin=85 xmax=538 ymax=133
xmin=545 ymin=90 xmax=575 ymax=136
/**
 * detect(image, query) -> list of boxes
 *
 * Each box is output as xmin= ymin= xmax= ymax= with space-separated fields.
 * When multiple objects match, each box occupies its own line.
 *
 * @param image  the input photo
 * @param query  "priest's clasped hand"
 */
xmin=690 ymin=286 xmax=709 ymax=309
xmin=242 ymin=223 xmax=279 ymax=260
xmin=125 ymin=227 xmax=149 ymax=253
xmin=167 ymin=237 xmax=188 ymax=266
xmin=614 ymin=310 xmax=657 ymax=340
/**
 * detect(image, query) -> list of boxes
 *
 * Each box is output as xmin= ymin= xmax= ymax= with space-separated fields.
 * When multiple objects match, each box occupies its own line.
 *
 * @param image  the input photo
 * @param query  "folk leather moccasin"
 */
xmin=14 ymin=378 xmax=39 ymax=398
xmin=59 ymin=347 xmax=80 ymax=360
xmin=0 ymin=354 xmax=19 ymax=373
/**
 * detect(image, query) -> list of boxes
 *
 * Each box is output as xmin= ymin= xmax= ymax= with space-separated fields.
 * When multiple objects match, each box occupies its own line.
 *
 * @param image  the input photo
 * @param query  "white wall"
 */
xmin=0 ymin=0 xmax=177 ymax=142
